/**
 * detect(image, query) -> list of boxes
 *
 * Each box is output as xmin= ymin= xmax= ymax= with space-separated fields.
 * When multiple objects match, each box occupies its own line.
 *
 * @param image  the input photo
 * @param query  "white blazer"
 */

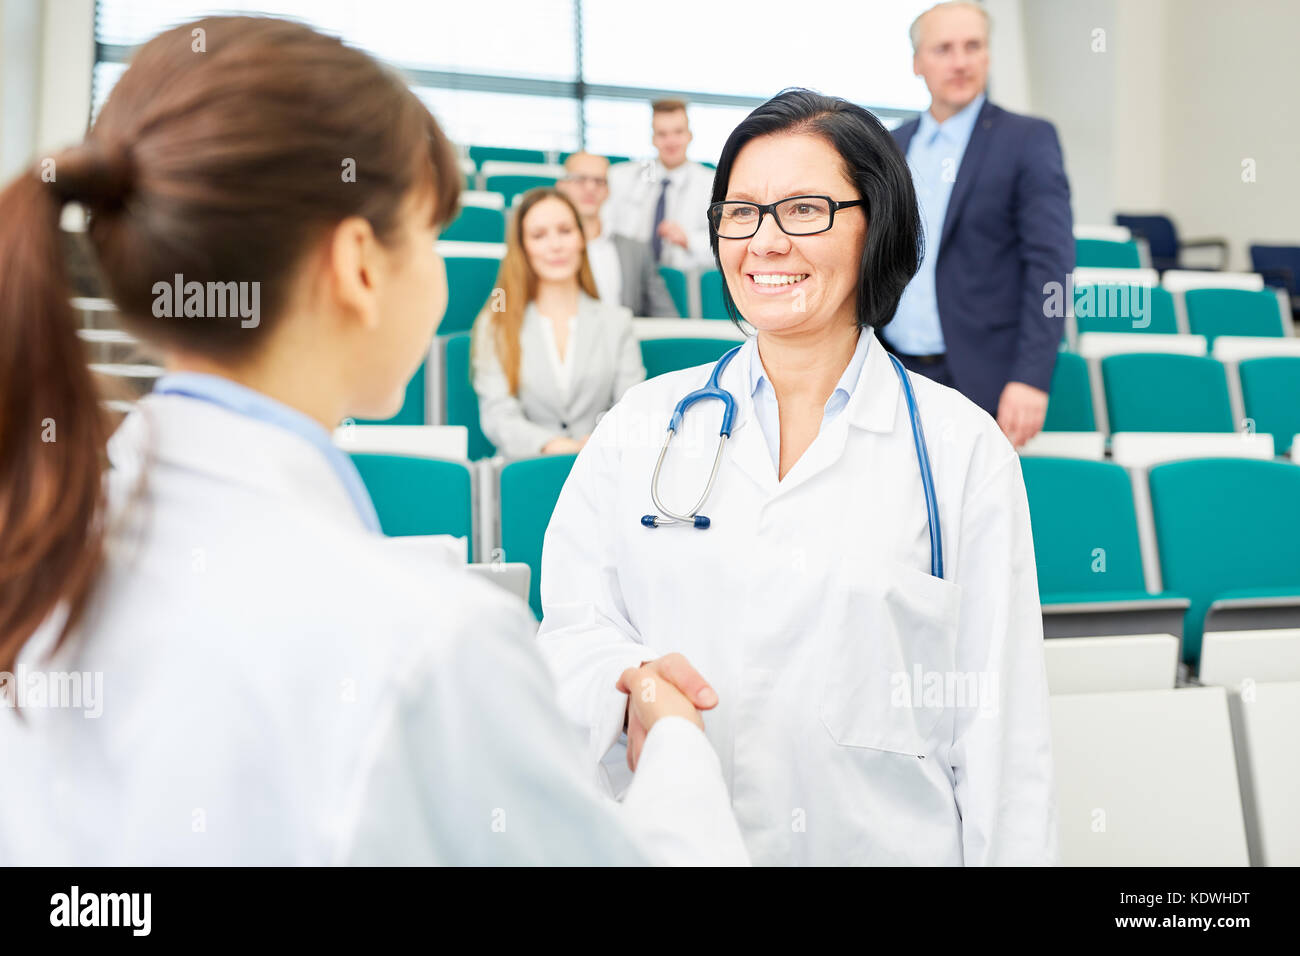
xmin=0 ymin=393 xmax=747 ymax=865
xmin=537 ymin=334 xmax=1059 ymax=866
xmin=473 ymin=292 xmax=645 ymax=458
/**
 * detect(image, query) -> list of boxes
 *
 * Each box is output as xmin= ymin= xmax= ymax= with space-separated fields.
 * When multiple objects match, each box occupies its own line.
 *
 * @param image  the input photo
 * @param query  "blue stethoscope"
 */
xmin=640 ymin=344 xmax=944 ymax=579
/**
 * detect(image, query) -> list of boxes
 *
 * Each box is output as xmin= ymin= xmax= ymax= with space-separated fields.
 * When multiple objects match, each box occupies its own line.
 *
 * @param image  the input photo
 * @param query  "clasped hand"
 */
xmin=615 ymin=653 xmax=717 ymax=771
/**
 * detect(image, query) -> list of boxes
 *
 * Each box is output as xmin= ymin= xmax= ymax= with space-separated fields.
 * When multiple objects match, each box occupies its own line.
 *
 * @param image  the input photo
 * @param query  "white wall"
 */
xmin=1161 ymin=0 xmax=1300 ymax=269
xmin=0 ymin=0 xmax=92 ymax=182
xmin=1021 ymin=0 xmax=1118 ymax=226
xmin=1022 ymin=0 xmax=1299 ymax=269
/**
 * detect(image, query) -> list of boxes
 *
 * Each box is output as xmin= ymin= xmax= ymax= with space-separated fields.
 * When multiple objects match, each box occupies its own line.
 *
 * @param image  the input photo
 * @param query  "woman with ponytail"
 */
xmin=0 ymin=16 xmax=745 ymax=865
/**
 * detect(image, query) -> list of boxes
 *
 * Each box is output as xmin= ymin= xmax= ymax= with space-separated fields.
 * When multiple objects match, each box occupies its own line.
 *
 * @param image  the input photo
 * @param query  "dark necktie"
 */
xmin=651 ymin=176 xmax=670 ymax=261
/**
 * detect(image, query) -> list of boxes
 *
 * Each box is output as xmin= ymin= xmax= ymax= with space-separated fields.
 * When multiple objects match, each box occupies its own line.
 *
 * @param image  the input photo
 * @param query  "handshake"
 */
xmin=616 ymin=653 xmax=718 ymax=771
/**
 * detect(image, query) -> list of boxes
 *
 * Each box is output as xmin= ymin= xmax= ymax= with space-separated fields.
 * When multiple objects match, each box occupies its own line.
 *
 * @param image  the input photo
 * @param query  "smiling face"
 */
xmin=521 ymin=195 xmax=585 ymax=284
xmin=716 ymin=132 xmax=866 ymax=335
xmin=652 ymin=108 xmax=692 ymax=169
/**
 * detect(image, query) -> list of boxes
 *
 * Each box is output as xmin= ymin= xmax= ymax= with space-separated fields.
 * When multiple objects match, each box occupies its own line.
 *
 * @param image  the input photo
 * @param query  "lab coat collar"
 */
xmin=844 ymin=331 xmax=903 ymax=434
xmin=726 ymin=331 xmax=900 ymax=436
xmin=107 ymin=393 xmax=372 ymax=534
xmin=713 ymin=331 xmax=903 ymax=496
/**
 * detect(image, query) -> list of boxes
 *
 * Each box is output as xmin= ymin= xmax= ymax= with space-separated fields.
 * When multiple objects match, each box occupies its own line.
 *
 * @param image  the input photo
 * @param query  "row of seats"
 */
xmin=1042 ymin=350 xmax=1300 ymax=451
xmin=362 ymin=323 xmax=1300 ymax=460
xmin=339 ymin=422 xmax=1300 ymax=668
xmin=1024 ymin=455 xmax=1300 ymax=664
xmin=1068 ymin=283 xmax=1288 ymax=342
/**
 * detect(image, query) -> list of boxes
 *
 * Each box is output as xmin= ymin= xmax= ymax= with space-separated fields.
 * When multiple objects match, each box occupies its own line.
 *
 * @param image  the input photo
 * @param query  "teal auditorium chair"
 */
xmin=439 ymin=257 xmax=500 ymax=334
xmin=657 ymin=266 xmax=688 ymax=318
xmin=356 ymin=362 xmax=426 ymax=425
xmin=640 ymin=338 xmax=738 ymax=380
xmin=484 ymin=174 xmax=559 ymax=206
xmin=440 ymin=205 xmax=506 ymax=243
xmin=1041 ymin=352 xmax=1096 ymax=431
xmin=1075 ymin=238 xmax=1142 ymax=269
xmin=443 ymin=333 xmax=495 ymax=461
xmin=1240 ymin=357 xmax=1300 ymax=454
xmin=1021 ymin=458 xmax=1155 ymax=604
xmin=1184 ymin=288 xmax=1286 ymax=346
xmin=1101 ymin=354 xmax=1234 ymax=432
xmin=350 ymin=454 xmax=474 ymax=558
xmin=1073 ymin=284 xmax=1178 ymax=335
xmin=500 ymin=455 xmax=578 ymax=617
xmin=1149 ymin=458 xmax=1300 ymax=664
xmin=468 ymin=145 xmax=547 ymax=166
xmin=700 ymin=269 xmax=729 ymax=319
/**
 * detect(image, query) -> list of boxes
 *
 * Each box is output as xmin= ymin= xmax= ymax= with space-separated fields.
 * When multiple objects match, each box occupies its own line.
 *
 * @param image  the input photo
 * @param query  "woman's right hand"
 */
xmin=541 ymin=436 xmax=585 ymax=455
xmin=615 ymin=654 xmax=718 ymax=771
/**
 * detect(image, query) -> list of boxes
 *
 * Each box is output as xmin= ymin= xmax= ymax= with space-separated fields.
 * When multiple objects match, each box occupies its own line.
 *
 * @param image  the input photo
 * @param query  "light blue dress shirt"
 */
xmin=748 ymin=329 xmax=871 ymax=474
xmin=885 ymin=93 xmax=986 ymax=356
xmin=151 ymin=371 xmax=382 ymax=534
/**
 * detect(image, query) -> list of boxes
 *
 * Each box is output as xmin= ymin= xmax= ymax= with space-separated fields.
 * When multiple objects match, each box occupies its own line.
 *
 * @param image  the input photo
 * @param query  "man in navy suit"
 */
xmin=884 ymin=1 xmax=1074 ymax=446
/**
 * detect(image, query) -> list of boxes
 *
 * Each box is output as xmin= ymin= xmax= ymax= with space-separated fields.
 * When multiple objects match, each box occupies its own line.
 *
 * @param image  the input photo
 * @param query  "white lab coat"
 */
xmin=537 ymin=334 xmax=1059 ymax=865
xmin=0 ymin=393 xmax=748 ymax=866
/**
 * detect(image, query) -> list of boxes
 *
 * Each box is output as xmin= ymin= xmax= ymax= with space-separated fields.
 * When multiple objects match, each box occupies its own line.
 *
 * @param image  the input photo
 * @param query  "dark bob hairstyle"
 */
xmin=708 ymin=88 xmax=923 ymax=331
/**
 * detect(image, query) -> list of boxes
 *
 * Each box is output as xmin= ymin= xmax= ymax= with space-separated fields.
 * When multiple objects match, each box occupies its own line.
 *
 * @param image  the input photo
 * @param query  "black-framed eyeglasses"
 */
xmin=708 ymin=194 xmax=864 ymax=239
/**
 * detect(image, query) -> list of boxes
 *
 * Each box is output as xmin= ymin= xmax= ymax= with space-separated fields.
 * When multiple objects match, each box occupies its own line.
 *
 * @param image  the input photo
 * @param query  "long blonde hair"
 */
xmin=473 ymin=187 xmax=599 ymax=395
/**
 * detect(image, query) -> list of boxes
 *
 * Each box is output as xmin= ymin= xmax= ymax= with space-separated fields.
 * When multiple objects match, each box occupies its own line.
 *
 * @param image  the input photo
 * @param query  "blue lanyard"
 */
xmin=151 ymin=372 xmax=382 ymax=534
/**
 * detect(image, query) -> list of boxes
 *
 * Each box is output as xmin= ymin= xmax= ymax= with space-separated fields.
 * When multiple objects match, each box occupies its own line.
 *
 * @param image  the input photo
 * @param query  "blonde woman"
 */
xmin=473 ymin=188 xmax=646 ymax=458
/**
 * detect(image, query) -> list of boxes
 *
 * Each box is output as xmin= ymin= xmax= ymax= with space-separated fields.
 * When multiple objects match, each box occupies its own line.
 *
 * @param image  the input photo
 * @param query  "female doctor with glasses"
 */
xmin=537 ymin=89 xmax=1058 ymax=866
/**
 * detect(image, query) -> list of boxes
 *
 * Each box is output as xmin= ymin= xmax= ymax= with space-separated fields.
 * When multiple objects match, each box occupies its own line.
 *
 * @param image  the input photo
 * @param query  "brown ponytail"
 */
xmin=0 ymin=158 xmax=112 ymax=677
xmin=0 ymin=16 xmax=462 ymax=678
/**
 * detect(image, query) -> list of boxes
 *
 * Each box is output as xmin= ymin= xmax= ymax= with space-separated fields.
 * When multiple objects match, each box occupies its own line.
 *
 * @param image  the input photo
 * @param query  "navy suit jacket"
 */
xmin=890 ymin=99 xmax=1074 ymax=415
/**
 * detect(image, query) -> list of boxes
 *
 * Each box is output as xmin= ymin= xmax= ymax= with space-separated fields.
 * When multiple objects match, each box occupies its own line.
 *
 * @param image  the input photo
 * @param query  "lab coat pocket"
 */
xmin=819 ymin=559 xmax=961 ymax=757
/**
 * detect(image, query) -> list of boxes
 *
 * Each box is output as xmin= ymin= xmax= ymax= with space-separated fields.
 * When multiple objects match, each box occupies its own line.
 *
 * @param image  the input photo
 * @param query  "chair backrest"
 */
xmin=1050 ymin=686 xmax=1248 ymax=865
xmin=468 ymin=145 xmax=548 ymax=167
xmin=1109 ymin=432 xmax=1274 ymax=469
xmin=439 ymin=204 xmax=506 ymax=243
xmin=657 ymin=266 xmax=689 ymax=318
xmin=700 ymin=269 xmax=730 ymax=319
xmin=335 ymin=424 xmax=468 ymax=460
xmin=1199 ymin=628 xmax=1300 ymax=685
xmin=1102 ymin=353 xmax=1233 ymax=432
xmin=439 ymin=257 xmax=502 ymax=335
xmin=1077 ymin=332 xmax=1207 ymax=359
xmin=1041 ymin=351 xmax=1095 ymax=431
xmin=1162 ymin=269 xmax=1264 ymax=292
xmin=1149 ymin=458 xmax=1300 ymax=663
xmin=1075 ymin=237 xmax=1141 ymax=269
xmin=483 ymin=173 xmax=560 ymax=206
xmin=355 ymin=362 xmax=427 ymax=425
xmin=1020 ymin=457 xmax=1148 ymax=598
xmin=1240 ymin=356 xmax=1300 ymax=454
xmin=1043 ymin=634 xmax=1179 ymax=694
xmin=350 ymin=453 xmax=474 ymax=558
xmin=1114 ymin=213 xmax=1179 ymax=259
xmin=1073 ymin=224 xmax=1132 ymax=242
xmin=1248 ymin=244 xmax=1300 ymax=295
xmin=1073 ymin=284 xmax=1178 ymax=334
xmin=499 ymin=455 xmax=578 ymax=618
xmin=443 ymin=333 xmax=496 ymax=461
xmin=1185 ymin=288 xmax=1286 ymax=345
xmin=639 ymin=337 xmax=738 ymax=380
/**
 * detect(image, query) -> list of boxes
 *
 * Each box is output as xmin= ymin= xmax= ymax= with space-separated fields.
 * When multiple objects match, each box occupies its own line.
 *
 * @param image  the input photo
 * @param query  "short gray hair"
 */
xmin=909 ymin=1 xmax=991 ymax=53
